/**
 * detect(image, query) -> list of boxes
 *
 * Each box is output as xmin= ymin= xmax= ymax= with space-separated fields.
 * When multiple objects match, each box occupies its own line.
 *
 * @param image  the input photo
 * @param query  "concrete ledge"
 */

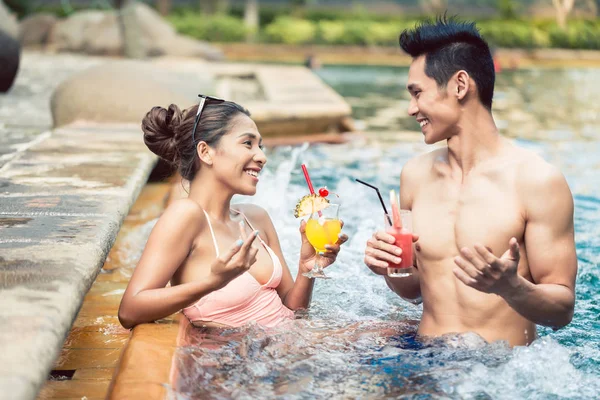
xmin=215 ymin=63 xmax=352 ymax=137
xmin=152 ymin=59 xmax=354 ymax=137
xmin=0 ymin=123 xmax=156 ymax=400
xmin=107 ymin=320 xmax=180 ymax=400
xmin=216 ymin=43 xmax=600 ymax=68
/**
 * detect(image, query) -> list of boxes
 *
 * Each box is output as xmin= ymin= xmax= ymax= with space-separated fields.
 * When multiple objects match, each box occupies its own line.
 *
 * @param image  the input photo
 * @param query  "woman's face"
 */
xmin=211 ymin=114 xmax=267 ymax=196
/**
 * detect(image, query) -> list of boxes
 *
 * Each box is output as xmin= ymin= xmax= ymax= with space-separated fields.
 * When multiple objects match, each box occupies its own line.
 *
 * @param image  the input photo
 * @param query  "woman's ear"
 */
xmin=454 ymin=70 xmax=470 ymax=101
xmin=197 ymin=142 xmax=213 ymax=166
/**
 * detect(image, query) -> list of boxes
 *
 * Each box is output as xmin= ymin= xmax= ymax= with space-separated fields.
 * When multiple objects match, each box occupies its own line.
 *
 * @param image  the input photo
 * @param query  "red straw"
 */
xmin=301 ymin=163 xmax=322 ymax=217
xmin=301 ymin=164 xmax=315 ymax=194
xmin=389 ymin=189 xmax=403 ymax=228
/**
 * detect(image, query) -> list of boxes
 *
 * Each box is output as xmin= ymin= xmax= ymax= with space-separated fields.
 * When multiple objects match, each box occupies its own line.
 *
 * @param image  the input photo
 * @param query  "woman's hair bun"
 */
xmin=141 ymin=104 xmax=184 ymax=163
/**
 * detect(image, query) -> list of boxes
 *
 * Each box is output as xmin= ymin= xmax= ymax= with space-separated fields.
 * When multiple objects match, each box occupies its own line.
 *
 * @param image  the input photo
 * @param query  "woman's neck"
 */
xmin=188 ymin=177 xmax=234 ymax=222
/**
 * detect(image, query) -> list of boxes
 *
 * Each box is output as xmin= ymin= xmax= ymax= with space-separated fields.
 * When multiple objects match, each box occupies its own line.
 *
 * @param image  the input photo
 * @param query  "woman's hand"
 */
xmin=298 ymin=219 xmax=349 ymax=274
xmin=209 ymin=221 xmax=259 ymax=289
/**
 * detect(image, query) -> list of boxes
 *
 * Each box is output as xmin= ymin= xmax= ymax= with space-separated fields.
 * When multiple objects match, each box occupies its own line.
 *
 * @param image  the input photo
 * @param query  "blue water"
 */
xmin=150 ymin=65 xmax=600 ymax=399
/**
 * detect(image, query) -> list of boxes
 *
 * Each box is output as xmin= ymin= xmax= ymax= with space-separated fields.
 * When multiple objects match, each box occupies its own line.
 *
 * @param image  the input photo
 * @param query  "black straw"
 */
xmin=355 ymin=178 xmax=393 ymax=226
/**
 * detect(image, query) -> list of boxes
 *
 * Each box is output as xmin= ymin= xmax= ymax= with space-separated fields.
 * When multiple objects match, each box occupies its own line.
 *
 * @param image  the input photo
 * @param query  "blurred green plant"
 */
xmin=497 ymin=0 xmax=520 ymax=20
xmin=163 ymin=10 xmax=600 ymax=50
xmin=264 ymin=17 xmax=316 ymax=44
xmin=548 ymin=20 xmax=600 ymax=49
xmin=167 ymin=13 xmax=249 ymax=42
xmin=479 ymin=21 xmax=540 ymax=48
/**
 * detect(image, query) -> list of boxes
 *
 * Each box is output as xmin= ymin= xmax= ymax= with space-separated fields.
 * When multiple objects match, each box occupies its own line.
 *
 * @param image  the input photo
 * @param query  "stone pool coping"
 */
xmin=216 ymin=42 xmax=600 ymax=68
xmin=107 ymin=317 xmax=181 ymax=399
xmin=151 ymin=58 xmax=353 ymax=137
xmin=0 ymin=122 xmax=157 ymax=400
xmin=107 ymin=314 xmax=201 ymax=399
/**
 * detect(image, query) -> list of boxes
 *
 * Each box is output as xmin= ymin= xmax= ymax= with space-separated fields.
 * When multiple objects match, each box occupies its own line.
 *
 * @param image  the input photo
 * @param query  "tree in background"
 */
xmin=552 ymin=0 xmax=575 ymax=29
xmin=497 ymin=0 xmax=519 ymax=19
xmin=201 ymin=0 xmax=230 ymax=15
xmin=291 ymin=0 xmax=316 ymax=16
xmin=419 ymin=0 xmax=447 ymax=15
xmin=584 ymin=0 xmax=598 ymax=16
xmin=156 ymin=0 xmax=172 ymax=16
xmin=244 ymin=0 xmax=258 ymax=42
xmin=114 ymin=0 xmax=146 ymax=58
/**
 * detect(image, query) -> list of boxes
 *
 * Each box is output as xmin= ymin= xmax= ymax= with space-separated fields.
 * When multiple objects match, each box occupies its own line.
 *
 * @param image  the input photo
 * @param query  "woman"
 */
xmin=118 ymin=96 xmax=347 ymax=329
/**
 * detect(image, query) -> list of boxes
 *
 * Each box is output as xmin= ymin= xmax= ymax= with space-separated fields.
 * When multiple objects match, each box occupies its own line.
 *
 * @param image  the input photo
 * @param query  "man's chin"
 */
xmin=423 ymin=131 xmax=447 ymax=145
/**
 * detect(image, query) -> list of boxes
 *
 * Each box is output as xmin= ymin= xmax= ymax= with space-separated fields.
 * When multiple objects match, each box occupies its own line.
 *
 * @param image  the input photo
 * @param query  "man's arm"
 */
xmin=504 ymin=163 xmax=577 ymax=328
xmin=383 ymin=158 xmax=422 ymax=301
xmin=453 ymin=162 xmax=577 ymax=328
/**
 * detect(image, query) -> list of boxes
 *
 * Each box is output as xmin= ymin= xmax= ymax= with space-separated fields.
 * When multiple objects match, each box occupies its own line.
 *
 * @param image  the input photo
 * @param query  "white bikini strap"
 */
xmin=202 ymin=209 xmax=220 ymax=257
xmin=231 ymin=208 xmax=265 ymax=244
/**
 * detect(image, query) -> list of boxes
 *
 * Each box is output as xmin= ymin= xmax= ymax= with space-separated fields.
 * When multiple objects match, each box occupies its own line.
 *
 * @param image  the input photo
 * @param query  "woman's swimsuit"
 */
xmin=182 ymin=209 xmax=294 ymax=328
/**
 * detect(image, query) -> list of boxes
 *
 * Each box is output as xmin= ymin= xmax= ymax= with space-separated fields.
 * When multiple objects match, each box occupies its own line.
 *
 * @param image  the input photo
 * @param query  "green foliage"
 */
xmin=315 ymin=20 xmax=416 ymax=46
xmin=164 ymin=10 xmax=600 ymax=50
xmin=16 ymin=0 xmax=113 ymax=18
xmin=497 ymin=0 xmax=519 ymax=20
xmin=317 ymin=20 xmax=346 ymax=44
xmin=167 ymin=13 xmax=249 ymax=43
xmin=479 ymin=21 xmax=540 ymax=48
xmin=548 ymin=21 xmax=600 ymax=49
xmin=477 ymin=19 xmax=600 ymax=49
xmin=264 ymin=17 xmax=317 ymax=45
xmin=228 ymin=4 xmax=285 ymax=27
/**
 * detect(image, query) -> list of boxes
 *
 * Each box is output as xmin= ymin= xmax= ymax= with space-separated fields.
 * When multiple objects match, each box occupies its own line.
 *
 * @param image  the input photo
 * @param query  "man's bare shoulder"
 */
xmin=514 ymin=148 xmax=566 ymax=187
xmin=402 ymin=148 xmax=445 ymax=180
xmin=513 ymin=147 xmax=573 ymax=210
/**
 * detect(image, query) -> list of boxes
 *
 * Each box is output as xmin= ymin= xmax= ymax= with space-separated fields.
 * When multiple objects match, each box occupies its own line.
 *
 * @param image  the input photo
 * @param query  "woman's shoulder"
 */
xmin=234 ymin=204 xmax=277 ymax=244
xmin=234 ymin=203 xmax=273 ymax=221
xmin=158 ymin=198 xmax=207 ymax=232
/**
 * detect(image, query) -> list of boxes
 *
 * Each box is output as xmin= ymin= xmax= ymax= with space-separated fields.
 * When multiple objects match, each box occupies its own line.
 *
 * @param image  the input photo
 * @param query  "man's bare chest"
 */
xmin=410 ymin=176 xmax=525 ymax=261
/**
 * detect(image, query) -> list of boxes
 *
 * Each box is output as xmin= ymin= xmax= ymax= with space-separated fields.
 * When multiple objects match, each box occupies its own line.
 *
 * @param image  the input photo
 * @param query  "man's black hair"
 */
xmin=399 ymin=15 xmax=495 ymax=110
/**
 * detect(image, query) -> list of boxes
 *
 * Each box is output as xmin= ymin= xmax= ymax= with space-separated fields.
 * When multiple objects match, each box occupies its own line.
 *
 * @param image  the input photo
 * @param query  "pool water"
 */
xmin=125 ymin=65 xmax=600 ymax=399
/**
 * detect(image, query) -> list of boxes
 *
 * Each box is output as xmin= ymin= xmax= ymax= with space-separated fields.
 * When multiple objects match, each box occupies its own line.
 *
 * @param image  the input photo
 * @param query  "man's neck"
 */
xmin=446 ymin=106 xmax=501 ymax=177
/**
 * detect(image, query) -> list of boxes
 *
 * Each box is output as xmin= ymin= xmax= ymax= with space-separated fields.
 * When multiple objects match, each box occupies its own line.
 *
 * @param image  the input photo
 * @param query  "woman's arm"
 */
xmin=118 ymin=200 xmax=211 ymax=328
xmin=119 ymin=199 xmax=260 ymax=329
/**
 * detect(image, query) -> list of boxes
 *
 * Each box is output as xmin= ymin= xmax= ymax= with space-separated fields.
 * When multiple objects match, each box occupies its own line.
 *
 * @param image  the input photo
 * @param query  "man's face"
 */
xmin=406 ymin=56 xmax=460 ymax=144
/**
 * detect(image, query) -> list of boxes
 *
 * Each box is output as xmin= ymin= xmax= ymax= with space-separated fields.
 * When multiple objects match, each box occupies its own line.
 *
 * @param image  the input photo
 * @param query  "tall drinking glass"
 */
xmin=384 ymin=210 xmax=414 ymax=278
xmin=303 ymin=203 xmax=341 ymax=279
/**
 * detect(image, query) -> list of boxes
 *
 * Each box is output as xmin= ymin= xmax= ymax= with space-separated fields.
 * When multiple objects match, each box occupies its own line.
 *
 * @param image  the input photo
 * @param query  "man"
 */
xmin=363 ymin=17 xmax=577 ymax=347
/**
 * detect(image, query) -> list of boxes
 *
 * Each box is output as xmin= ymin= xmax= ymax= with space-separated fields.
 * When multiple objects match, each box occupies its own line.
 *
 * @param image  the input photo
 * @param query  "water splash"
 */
xmin=455 ymin=337 xmax=600 ymax=399
xmin=117 ymin=133 xmax=599 ymax=399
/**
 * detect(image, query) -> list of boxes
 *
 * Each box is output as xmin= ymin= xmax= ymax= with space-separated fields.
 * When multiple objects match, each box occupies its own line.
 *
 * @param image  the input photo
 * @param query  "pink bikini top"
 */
xmin=182 ymin=208 xmax=294 ymax=328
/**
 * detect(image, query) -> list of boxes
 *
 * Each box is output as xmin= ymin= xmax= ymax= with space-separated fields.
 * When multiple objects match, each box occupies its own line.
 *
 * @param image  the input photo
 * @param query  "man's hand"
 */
xmin=453 ymin=237 xmax=521 ymax=296
xmin=364 ymin=230 xmax=419 ymax=276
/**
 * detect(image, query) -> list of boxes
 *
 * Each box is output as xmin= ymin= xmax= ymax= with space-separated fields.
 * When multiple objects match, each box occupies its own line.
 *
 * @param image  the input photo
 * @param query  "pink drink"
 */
xmin=385 ymin=207 xmax=414 ymax=278
xmin=387 ymin=226 xmax=413 ymax=274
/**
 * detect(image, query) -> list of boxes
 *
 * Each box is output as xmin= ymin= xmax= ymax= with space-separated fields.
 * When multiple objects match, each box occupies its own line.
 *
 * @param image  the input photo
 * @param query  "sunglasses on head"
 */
xmin=192 ymin=94 xmax=225 ymax=145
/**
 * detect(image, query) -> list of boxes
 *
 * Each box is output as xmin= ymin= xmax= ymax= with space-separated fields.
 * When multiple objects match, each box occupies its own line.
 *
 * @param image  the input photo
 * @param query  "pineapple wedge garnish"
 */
xmin=293 ymin=194 xmax=330 ymax=218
